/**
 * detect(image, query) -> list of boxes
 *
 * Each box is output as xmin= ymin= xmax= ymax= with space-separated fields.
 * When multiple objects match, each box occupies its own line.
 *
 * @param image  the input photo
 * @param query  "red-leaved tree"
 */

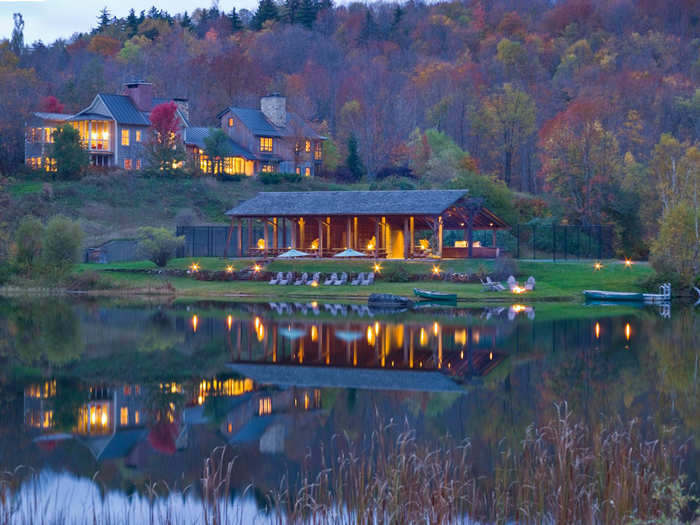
xmin=39 ymin=95 xmax=65 ymax=114
xmin=146 ymin=101 xmax=185 ymax=174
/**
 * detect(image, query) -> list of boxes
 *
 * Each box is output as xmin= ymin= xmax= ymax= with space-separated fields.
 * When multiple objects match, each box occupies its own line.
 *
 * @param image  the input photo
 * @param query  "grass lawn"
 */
xmin=75 ymin=257 xmax=655 ymax=303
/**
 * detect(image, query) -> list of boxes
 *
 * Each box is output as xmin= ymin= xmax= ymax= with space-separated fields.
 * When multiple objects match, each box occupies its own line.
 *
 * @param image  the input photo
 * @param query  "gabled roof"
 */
xmin=184 ymin=127 xmax=257 ymax=160
xmin=98 ymin=94 xmax=151 ymax=125
xmin=219 ymin=106 xmax=325 ymax=140
xmin=226 ymin=190 xmax=471 ymax=217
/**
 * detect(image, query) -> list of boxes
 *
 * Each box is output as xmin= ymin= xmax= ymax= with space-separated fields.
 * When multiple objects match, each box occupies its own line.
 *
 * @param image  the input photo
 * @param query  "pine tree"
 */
xmin=126 ymin=8 xmax=140 ymax=37
xmin=281 ymin=0 xmax=300 ymax=24
xmin=97 ymin=7 xmax=111 ymax=31
xmin=10 ymin=13 xmax=24 ymax=55
xmin=357 ymin=8 xmax=377 ymax=46
xmin=297 ymin=0 xmax=317 ymax=29
xmin=391 ymin=5 xmax=404 ymax=31
xmin=180 ymin=11 xmax=193 ymax=30
xmin=251 ymin=0 xmax=278 ymax=30
xmin=229 ymin=8 xmax=243 ymax=32
xmin=346 ymin=134 xmax=365 ymax=181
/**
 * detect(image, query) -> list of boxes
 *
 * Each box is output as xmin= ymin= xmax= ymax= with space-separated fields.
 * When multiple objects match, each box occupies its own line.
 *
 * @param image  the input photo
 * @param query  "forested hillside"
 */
xmin=1 ymin=0 xmax=699 ymax=271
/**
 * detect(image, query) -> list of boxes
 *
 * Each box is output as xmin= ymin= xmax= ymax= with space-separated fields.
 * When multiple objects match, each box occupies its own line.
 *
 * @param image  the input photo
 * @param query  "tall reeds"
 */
xmin=0 ymin=404 xmax=695 ymax=524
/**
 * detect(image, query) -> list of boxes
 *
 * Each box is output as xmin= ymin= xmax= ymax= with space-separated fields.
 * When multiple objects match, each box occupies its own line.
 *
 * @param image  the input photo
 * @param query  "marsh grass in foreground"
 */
xmin=0 ymin=405 xmax=696 ymax=524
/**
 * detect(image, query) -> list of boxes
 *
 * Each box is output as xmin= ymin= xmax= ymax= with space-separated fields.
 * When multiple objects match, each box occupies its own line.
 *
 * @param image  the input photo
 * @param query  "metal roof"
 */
xmin=184 ymin=127 xmax=257 ymax=160
xmin=98 ymin=93 xmax=150 ymax=125
xmin=33 ymin=112 xmax=73 ymax=121
xmin=221 ymin=107 xmax=325 ymax=140
xmin=226 ymin=190 xmax=471 ymax=217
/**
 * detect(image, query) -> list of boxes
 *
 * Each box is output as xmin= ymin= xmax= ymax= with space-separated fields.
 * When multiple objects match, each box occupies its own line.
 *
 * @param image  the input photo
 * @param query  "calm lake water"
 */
xmin=0 ymin=296 xmax=697 ymax=521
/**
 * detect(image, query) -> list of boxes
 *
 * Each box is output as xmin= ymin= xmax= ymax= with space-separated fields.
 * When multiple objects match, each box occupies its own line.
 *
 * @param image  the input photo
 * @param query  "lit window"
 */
xmin=121 ymin=128 xmax=130 ymax=146
xmin=134 ymin=411 xmax=140 ymax=424
xmin=295 ymin=166 xmax=300 ymax=174
xmin=261 ymin=163 xmax=274 ymax=173
xmin=259 ymin=137 xmax=273 ymax=152
xmin=124 ymin=158 xmax=132 ymax=170
xmin=136 ymin=159 xmax=141 ymax=170
xmin=305 ymin=167 xmax=311 ymax=177
xmin=314 ymin=142 xmax=322 ymax=160
xmin=120 ymin=407 xmax=128 ymax=426
xmin=305 ymin=140 xmax=311 ymax=152
xmin=135 ymin=130 xmax=141 ymax=142
xmin=228 ymin=117 xmax=234 ymax=127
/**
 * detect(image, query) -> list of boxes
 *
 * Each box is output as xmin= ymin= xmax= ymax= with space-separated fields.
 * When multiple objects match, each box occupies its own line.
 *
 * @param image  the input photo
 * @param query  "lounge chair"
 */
xmin=324 ymin=273 xmax=338 ymax=285
xmin=482 ymin=276 xmax=505 ymax=292
xmin=269 ymin=272 xmax=283 ymax=285
xmin=350 ymin=272 xmax=366 ymax=285
xmin=506 ymin=275 xmax=518 ymax=291
xmin=525 ymin=276 xmax=536 ymax=291
xmin=360 ymin=273 xmax=374 ymax=286
xmin=307 ymin=272 xmax=321 ymax=286
xmin=279 ymin=272 xmax=293 ymax=285
xmin=333 ymin=272 xmax=348 ymax=286
xmin=294 ymin=272 xmax=309 ymax=286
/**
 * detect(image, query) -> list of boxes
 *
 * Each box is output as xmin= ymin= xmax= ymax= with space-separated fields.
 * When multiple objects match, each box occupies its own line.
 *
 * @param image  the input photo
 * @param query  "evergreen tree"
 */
xmin=280 ymin=0 xmax=300 ymax=24
xmin=97 ymin=7 xmax=111 ymax=31
xmin=391 ymin=5 xmax=404 ymax=31
xmin=126 ymin=8 xmax=140 ymax=37
xmin=297 ymin=0 xmax=317 ymax=29
xmin=346 ymin=134 xmax=365 ymax=181
xmin=357 ymin=8 xmax=377 ymax=45
xmin=251 ymin=0 xmax=278 ymax=30
xmin=51 ymin=125 xmax=89 ymax=180
xmin=317 ymin=0 xmax=333 ymax=10
xmin=10 ymin=13 xmax=24 ymax=55
xmin=228 ymin=8 xmax=243 ymax=32
xmin=180 ymin=11 xmax=193 ymax=30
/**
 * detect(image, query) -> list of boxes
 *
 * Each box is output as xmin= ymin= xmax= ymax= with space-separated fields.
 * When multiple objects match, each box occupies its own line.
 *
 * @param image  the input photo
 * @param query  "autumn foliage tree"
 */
xmin=145 ymin=102 xmax=185 ymax=174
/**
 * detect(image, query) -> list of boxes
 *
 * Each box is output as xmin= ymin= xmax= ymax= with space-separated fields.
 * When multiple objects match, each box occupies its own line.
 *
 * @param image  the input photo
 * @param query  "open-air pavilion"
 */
xmin=224 ymin=190 xmax=509 ymax=259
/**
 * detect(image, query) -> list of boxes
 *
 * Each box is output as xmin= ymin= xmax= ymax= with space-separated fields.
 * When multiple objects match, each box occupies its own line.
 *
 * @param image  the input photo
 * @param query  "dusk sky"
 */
xmin=0 ymin=1 xmax=258 ymax=44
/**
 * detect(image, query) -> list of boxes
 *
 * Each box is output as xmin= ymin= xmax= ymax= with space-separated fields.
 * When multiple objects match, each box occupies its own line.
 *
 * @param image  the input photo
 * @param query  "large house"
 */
xmin=25 ymin=85 xmax=324 ymax=176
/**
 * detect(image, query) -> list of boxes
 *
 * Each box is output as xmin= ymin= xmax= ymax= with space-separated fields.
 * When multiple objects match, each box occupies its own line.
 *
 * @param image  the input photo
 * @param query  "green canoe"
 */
xmin=413 ymin=288 xmax=458 ymax=301
xmin=583 ymin=290 xmax=644 ymax=302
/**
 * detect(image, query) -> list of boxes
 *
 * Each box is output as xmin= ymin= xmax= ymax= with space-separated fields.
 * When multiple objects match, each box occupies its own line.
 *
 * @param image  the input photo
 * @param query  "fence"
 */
xmin=508 ymin=224 xmax=615 ymax=260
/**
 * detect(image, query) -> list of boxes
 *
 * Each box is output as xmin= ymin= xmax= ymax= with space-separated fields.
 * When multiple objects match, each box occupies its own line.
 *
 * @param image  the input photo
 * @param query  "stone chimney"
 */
xmin=260 ymin=93 xmax=286 ymax=127
xmin=123 ymin=81 xmax=154 ymax=112
xmin=173 ymin=97 xmax=189 ymax=122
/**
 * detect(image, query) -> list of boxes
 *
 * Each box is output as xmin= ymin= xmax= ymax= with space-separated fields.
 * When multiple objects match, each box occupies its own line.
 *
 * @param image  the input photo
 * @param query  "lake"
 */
xmin=0 ymin=296 xmax=697 ymax=523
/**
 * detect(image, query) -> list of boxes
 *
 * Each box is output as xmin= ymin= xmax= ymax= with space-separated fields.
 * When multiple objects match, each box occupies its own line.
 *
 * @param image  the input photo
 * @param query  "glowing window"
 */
xmin=304 ymin=167 xmax=311 ymax=177
xmin=295 ymin=167 xmax=300 ymax=174
xmin=314 ymin=142 xmax=322 ymax=160
xmin=259 ymin=137 xmax=273 ymax=152
xmin=135 ymin=130 xmax=141 ymax=142
xmin=261 ymin=163 xmax=274 ymax=173
xmin=121 ymin=128 xmax=130 ymax=146
xmin=228 ymin=117 xmax=234 ymax=127
xmin=305 ymin=140 xmax=311 ymax=152
xmin=120 ymin=407 xmax=128 ymax=426
xmin=134 ymin=411 xmax=140 ymax=424
xmin=124 ymin=158 xmax=132 ymax=170
xmin=136 ymin=159 xmax=141 ymax=170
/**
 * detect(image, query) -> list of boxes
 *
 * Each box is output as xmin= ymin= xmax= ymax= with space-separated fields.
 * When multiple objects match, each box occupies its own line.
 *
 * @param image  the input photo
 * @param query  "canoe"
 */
xmin=583 ymin=290 xmax=644 ymax=302
xmin=413 ymin=288 xmax=457 ymax=301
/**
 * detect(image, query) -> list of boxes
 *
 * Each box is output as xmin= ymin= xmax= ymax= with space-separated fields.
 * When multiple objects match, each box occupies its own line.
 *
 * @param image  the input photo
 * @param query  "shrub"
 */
xmin=281 ymin=172 xmax=302 ymax=183
xmin=137 ymin=227 xmax=185 ymax=267
xmin=52 ymin=124 xmax=89 ymax=179
xmin=383 ymin=263 xmax=412 ymax=282
xmin=12 ymin=216 xmax=44 ymax=275
xmin=649 ymin=203 xmax=699 ymax=286
xmin=221 ymin=173 xmax=245 ymax=182
xmin=64 ymin=270 xmax=114 ymax=291
xmin=260 ymin=172 xmax=282 ymax=185
xmin=41 ymin=216 xmax=84 ymax=279
xmin=492 ymin=256 xmax=518 ymax=279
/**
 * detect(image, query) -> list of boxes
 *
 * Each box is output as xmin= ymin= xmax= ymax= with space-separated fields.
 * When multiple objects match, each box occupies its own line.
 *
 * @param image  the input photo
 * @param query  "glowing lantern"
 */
xmin=311 ymin=281 xmax=319 ymax=287
xmin=257 ymin=238 xmax=265 ymax=249
xmin=253 ymin=264 xmax=261 ymax=273
xmin=373 ymin=263 xmax=382 ymax=274
xmin=594 ymin=262 xmax=603 ymax=271
xmin=432 ymin=265 xmax=441 ymax=276
xmin=190 ymin=262 xmax=200 ymax=272
xmin=624 ymin=258 xmax=633 ymax=268
xmin=225 ymin=265 xmax=234 ymax=273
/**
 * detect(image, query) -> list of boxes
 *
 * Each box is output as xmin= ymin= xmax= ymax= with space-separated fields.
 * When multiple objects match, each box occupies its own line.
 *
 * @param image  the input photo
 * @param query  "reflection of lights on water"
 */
xmin=419 ymin=328 xmax=427 ymax=346
xmin=374 ymin=322 xmax=380 ymax=335
xmin=489 ymin=351 xmax=493 ymax=360
xmin=432 ymin=322 xmax=440 ymax=336
xmin=511 ymin=304 xmax=527 ymax=313
xmin=460 ymin=350 xmax=464 ymax=359
xmin=311 ymin=301 xmax=318 ymax=308
xmin=254 ymin=317 xmax=261 ymax=329
xmin=311 ymin=325 xmax=318 ymax=342
xmin=192 ymin=315 xmax=198 ymax=333
xmin=227 ymin=315 xmax=233 ymax=331
xmin=625 ymin=323 xmax=631 ymax=341
xmin=366 ymin=326 xmax=375 ymax=345
xmin=595 ymin=322 xmax=600 ymax=339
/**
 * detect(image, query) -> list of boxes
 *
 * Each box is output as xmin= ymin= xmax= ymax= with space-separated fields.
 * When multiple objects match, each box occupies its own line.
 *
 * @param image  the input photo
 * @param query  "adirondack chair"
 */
xmin=279 ymin=272 xmax=293 ymax=285
xmin=324 ymin=273 xmax=338 ymax=285
xmin=483 ymin=276 xmax=505 ymax=291
xmin=350 ymin=272 xmax=366 ymax=286
xmin=525 ymin=276 xmax=536 ymax=290
xmin=269 ymin=272 xmax=283 ymax=285
xmin=307 ymin=272 xmax=321 ymax=286
xmin=334 ymin=272 xmax=349 ymax=285
xmin=294 ymin=272 xmax=309 ymax=286
xmin=506 ymin=275 xmax=519 ymax=291
xmin=361 ymin=273 xmax=375 ymax=286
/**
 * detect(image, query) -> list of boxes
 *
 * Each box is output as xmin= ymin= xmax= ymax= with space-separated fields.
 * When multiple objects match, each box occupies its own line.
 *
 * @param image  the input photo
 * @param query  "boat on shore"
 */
xmin=583 ymin=283 xmax=671 ymax=304
xmin=413 ymin=288 xmax=458 ymax=301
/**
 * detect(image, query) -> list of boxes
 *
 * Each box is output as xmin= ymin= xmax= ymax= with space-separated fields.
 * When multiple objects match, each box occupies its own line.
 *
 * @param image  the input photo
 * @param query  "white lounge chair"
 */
xmin=279 ymin=272 xmax=293 ymax=285
xmin=333 ymin=272 xmax=348 ymax=285
xmin=525 ymin=276 xmax=536 ymax=290
xmin=269 ymin=272 xmax=283 ymax=285
xmin=294 ymin=272 xmax=309 ymax=286
xmin=360 ymin=273 xmax=375 ymax=286
xmin=324 ymin=273 xmax=338 ymax=285
xmin=506 ymin=275 xmax=518 ymax=291
xmin=350 ymin=272 xmax=366 ymax=285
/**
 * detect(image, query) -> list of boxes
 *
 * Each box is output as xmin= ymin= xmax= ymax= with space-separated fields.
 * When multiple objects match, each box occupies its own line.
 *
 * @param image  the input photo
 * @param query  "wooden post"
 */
xmin=410 ymin=216 xmax=414 ymax=256
xmin=318 ymin=218 xmax=324 ymax=258
xmin=346 ymin=218 xmax=352 ymax=249
xmin=437 ymin=216 xmax=443 ymax=259
xmin=247 ymin=218 xmax=253 ymax=256
xmin=263 ymin=220 xmax=268 ymax=258
xmin=224 ymin=217 xmax=235 ymax=258
xmin=299 ymin=218 xmax=305 ymax=250
xmin=236 ymin=218 xmax=242 ymax=257
xmin=403 ymin=217 xmax=409 ymax=259
xmin=353 ymin=217 xmax=358 ymax=249
xmin=273 ymin=218 xmax=278 ymax=253
xmin=282 ymin=219 xmax=287 ymax=249
xmin=291 ymin=218 xmax=297 ymax=249
xmin=374 ymin=219 xmax=379 ymax=258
